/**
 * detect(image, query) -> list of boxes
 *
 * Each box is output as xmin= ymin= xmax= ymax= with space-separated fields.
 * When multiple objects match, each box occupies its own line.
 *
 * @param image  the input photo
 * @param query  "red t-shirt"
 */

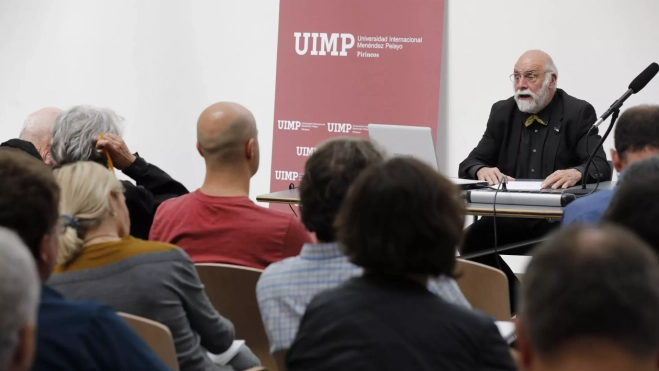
xmin=149 ymin=190 xmax=313 ymax=269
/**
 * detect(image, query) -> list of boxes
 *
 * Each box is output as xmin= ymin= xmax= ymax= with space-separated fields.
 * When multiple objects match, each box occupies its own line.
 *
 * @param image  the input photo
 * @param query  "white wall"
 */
xmin=441 ymin=0 xmax=659 ymax=177
xmin=1 ymin=0 xmax=658 ymax=199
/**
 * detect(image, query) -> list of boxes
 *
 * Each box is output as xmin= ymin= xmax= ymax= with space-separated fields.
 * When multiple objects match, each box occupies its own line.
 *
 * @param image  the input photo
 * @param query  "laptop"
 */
xmin=368 ymin=124 xmax=487 ymax=189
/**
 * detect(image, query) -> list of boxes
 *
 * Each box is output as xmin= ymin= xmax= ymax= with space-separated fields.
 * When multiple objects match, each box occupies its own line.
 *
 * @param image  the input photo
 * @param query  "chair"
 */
xmin=195 ymin=263 xmax=277 ymax=371
xmin=455 ymin=259 xmax=511 ymax=320
xmin=117 ymin=312 xmax=180 ymax=371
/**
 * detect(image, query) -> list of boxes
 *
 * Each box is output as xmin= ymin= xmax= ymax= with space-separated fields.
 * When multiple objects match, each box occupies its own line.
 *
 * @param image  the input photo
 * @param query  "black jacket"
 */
xmin=121 ymin=155 xmax=188 ymax=239
xmin=287 ymin=274 xmax=516 ymax=371
xmin=459 ymin=89 xmax=611 ymax=183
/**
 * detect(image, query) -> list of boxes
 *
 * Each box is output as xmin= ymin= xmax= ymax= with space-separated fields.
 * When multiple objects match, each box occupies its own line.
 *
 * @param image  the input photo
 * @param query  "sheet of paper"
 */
xmin=500 ymin=181 xmax=544 ymax=191
xmin=495 ymin=321 xmax=517 ymax=344
xmin=208 ymin=340 xmax=245 ymax=366
xmin=499 ymin=255 xmax=532 ymax=275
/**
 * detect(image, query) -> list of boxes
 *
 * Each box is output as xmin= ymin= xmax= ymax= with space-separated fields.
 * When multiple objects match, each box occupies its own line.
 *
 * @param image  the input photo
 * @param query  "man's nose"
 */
xmin=516 ymin=79 xmax=528 ymax=91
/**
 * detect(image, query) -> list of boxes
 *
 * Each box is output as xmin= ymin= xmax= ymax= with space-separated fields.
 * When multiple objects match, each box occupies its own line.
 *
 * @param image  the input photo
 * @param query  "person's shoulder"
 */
xmin=157 ymin=191 xmax=196 ymax=212
xmin=41 ymin=290 xmax=117 ymax=325
xmin=261 ymin=254 xmax=302 ymax=277
xmin=256 ymin=202 xmax=296 ymax=220
xmin=113 ymin=238 xmax=192 ymax=267
xmin=120 ymin=237 xmax=182 ymax=256
xmin=429 ymin=299 xmax=500 ymax=334
xmin=492 ymin=96 xmax=516 ymax=111
xmin=304 ymin=277 xmax=365 ymax=313
xmin=563 ymin=189 xmax=615 ymax=224
xmin=558 ymin=89 xmax=594 ymax=110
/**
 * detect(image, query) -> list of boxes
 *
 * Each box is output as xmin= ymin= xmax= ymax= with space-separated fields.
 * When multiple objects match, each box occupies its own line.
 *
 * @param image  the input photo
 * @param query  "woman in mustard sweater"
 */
xmin=48 ymin=161 xmax=260 ymax=371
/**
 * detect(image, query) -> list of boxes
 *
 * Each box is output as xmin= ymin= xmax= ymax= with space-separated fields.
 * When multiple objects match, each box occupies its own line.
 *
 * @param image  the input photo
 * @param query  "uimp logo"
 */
xmin=275 ymin=170 xmax=300 ymax=181
xmin=278 ymin=120 xmax=301 ymax=131
xmin=296 ymin=147 xmax=317 ymax=157
xmin=327 ymin=123 xmax=352 ymax=133
xmin=294 ymin=32 xmax=355 ymax=56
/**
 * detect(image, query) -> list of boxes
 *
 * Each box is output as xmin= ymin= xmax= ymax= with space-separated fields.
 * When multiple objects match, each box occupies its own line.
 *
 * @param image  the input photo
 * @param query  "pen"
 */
xmin=99 ymin=133 xmax=114 ymax=170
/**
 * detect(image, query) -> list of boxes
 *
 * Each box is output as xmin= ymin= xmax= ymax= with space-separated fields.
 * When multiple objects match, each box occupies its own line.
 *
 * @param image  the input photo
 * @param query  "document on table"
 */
xmin=208 ymin=340 xmax=245 ymax=366
xmin=500 ymin=255 xmax=532 ymax=274
xmin=499 ymin=181 xmax=544 ymax=191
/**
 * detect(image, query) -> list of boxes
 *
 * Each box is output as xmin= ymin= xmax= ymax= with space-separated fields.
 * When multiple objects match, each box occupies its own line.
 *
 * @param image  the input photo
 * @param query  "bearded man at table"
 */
xmin=459 ymin=50 xmax=611 ymax=260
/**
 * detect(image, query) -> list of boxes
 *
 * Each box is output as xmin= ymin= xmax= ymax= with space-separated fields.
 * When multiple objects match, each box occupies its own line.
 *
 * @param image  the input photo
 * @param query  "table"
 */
xmin=256 ymin=181 xmax=615 ymax=219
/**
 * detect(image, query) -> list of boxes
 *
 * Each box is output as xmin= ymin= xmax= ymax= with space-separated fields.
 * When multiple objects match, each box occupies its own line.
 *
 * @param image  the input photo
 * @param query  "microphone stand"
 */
xmin=569 ymin=108 xmax=620 ymax=196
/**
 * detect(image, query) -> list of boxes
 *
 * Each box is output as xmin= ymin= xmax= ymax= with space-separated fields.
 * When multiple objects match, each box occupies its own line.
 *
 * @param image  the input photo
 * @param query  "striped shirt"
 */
xmin=256 ymin=242 xmax=470 ymax=353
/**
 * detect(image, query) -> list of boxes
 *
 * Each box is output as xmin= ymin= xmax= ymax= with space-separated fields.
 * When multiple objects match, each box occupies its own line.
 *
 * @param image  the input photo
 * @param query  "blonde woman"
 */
xmin=48 ymin=161 xmax=261 ymax=371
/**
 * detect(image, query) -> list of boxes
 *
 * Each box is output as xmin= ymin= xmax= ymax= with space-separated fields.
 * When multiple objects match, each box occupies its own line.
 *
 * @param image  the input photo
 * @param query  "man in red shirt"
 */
xmin=150 ymin=102 xmax=312 ymax=269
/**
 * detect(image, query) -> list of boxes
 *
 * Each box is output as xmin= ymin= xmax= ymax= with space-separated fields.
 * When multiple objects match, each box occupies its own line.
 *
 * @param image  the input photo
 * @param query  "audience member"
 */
xmin=150 ymin=102 xmax=311 ymax=269
xmin=48 ymin=161 xmax=260 ymax=371
xmin=516 ymin=225 xmax=659 ymax=371
xmin=563 ymin=105 xmax=659 ymax=225
xmin=0 ymin=139 xmax=42 ymax=160
xmin=20 ymin=107 xmax=62 ymax=164
xmin=600 ymin=157 xmax=659 ymax=251
xmin=287 ymin=158 xmax=515 ymax=371
xmin=0 ymin=228 xmax=40 ymax=371
xmin=257 ymin=138 xmax=471 ymax=355
xmin=0 ymin=150 xmax=170 ymax=371
xmin=50 ymin=105 xmax=188 ymax=239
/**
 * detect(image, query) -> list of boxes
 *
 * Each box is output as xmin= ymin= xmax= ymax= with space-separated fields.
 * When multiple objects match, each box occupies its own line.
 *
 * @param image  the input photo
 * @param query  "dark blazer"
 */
xmin=121 ymin=155 xmax=189 ymax=239
xmin=459 ymin=89 xmax=611 ymax=182
xmin=287 ymin=274 xmax=516 ymax=371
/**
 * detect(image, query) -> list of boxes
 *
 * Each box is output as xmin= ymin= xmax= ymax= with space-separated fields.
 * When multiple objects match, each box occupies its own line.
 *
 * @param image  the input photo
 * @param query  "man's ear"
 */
xmin=9 ymin=324 xmax=35 ymax=371
xmin=196 ymin=142 xmax=203 ymax=157
xmin=246 ymin=138 xmax=255 ymax=160
xmin=611 ymin=148 xmax=624 ymax=172
xmin=550 ymin=72 xmax=558 ymax=89
xmin=515 ymin=317 xmax=534 ymax=369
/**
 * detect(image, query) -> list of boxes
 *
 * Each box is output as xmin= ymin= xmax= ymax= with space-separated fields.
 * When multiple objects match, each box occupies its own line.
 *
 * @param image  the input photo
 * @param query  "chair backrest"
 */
xmin=194 ymin=263 xmax=277 ymax=371
xmin=273 ymin=350 xmax=287 ymax=371
xmin=455 ymin=259 xmax=511 ymax=320
xmin=117 ymin=312 xmax=180 ymax=371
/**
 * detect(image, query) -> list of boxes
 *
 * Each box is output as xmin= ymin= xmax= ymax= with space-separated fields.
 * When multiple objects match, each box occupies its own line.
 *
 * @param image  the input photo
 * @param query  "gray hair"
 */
xmin=544 ymin=57 xmax=558 ymax=87
xmin=0 ymin=227 xmax=40 ymax=370
xmin=50 ymin=105 xmax=123 ymax=165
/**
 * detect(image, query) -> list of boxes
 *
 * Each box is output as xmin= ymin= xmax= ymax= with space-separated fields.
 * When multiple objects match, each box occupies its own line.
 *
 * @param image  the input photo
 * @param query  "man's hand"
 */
xmin=541 ymin=169 xmax=582 ymax=189
xmin=476 ymin=167 xmax=516 ymax=186
xmin=94 ymin=133 xmax=136 ymax=171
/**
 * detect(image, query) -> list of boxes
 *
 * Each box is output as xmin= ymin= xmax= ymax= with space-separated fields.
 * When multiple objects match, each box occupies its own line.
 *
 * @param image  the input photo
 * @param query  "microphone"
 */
xmin=501 ymin=175 xmax=508 ymax=192
xmin=593 ymin=62 xmax=659 ymax=127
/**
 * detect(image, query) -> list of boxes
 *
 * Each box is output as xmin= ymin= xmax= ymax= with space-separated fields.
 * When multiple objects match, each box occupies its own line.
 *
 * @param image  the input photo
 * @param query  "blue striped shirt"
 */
xmin=256 ymin=242 xmax=471 ymax=353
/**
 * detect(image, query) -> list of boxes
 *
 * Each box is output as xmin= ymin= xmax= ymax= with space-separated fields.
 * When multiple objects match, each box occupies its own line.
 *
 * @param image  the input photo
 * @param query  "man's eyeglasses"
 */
xmin=510 ymin=71 xmax=545 ymax=84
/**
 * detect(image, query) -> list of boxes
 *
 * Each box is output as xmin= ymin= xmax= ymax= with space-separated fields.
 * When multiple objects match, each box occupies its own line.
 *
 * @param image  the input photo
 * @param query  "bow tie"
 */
xmin=524 ymin=115 xmax=546 ymax=127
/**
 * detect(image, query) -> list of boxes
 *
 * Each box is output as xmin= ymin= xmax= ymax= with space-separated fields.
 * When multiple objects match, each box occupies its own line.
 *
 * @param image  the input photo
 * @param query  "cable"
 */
xmin=491 ymin=178 xmax=504 ymax=271
xmin=579 ymin=109 xmax=619 ymax=197
xmin=288 ymin=183 xmax=298 ymax=217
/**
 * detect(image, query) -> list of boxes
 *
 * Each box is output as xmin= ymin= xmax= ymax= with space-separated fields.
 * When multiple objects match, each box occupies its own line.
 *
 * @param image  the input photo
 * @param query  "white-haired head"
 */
xmin=19 ymin=107 xmax=62 ymax=164
xmin=0 ymin=227 xmax=40 ymax=371
xmin=512 ymin=50 xmax=559 ymax=114
xmin=50 ymin=105 xmax=123 ymax=166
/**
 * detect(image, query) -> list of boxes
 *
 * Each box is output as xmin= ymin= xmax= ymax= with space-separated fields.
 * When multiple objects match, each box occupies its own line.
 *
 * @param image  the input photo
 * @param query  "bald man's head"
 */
xmin=513 ymin=50 xmax=558 ymax=114
xmin=197 ymin=102 xmax=259 ymax=175
xmin=19 ymin=107 xmax=62 ymax=164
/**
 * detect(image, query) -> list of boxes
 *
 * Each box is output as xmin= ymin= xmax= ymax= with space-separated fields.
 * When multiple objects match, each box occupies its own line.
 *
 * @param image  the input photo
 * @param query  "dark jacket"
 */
xmin=287 ymin=274 xmax=516 ymax=371
xmin=121 ymin=155 xmax=188 ymax=239
xmin=459 ymin=89 xmax=611 ymax=182
xmin=33 ymin=285 xmax=171 ymax=371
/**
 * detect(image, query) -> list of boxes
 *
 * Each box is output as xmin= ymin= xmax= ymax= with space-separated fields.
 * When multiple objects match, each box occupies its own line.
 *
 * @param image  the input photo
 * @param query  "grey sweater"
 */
xmin=49 ymin=238 xmax=234 ymax=371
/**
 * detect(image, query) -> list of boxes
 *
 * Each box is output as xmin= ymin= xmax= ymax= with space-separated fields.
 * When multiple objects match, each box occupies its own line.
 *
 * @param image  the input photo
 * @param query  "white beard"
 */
xmin=514 ymin=76 xmax=552 ymax=113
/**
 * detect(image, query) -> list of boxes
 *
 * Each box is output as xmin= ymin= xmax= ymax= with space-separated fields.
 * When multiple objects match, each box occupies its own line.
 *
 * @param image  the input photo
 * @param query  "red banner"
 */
xmin=270 ymin=0 xmax=445 ymax=213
